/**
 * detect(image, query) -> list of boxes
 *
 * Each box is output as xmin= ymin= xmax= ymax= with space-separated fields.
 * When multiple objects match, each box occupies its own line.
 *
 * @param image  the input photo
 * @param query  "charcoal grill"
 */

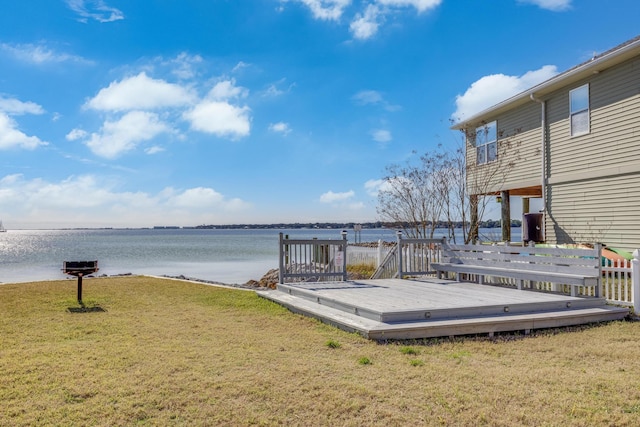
xmin=63 ymin=261 xmax=99 ymax=304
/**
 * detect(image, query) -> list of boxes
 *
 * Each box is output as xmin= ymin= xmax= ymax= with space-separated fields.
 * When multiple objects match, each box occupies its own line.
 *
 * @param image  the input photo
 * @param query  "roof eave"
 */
xmin=451 ymin=37 xmax=640 ymax=131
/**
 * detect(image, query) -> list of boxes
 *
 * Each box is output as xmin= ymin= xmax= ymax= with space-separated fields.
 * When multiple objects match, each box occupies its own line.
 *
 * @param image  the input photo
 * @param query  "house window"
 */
xmin=475 ymin=121 xmax=497 ymax=165
xmin=570 ymin=84 xmax=589 ymax=136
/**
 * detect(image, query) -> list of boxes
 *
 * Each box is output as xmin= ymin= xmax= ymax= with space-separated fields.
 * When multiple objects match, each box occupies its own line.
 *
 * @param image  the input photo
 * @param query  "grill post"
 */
xmin=77 ymin=274 xmax=83 ymax=304
xmin=62 ymin=261 xmax=99 ymax=306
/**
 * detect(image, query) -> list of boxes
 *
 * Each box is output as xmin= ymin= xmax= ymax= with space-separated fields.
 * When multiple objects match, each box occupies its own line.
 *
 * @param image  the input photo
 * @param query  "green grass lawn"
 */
xmin=2 ymin=276 xmax=640 ymax=426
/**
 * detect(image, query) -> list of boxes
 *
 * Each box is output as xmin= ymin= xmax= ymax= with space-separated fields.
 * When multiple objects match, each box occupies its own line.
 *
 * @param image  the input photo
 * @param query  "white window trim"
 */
xmin=475 ymin=121 xmax=497 ymax=165
xmin=570 ymin=84 xmax=590 ymax=137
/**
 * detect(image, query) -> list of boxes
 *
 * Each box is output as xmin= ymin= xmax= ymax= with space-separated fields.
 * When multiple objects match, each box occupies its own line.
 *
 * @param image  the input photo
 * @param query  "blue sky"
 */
xmin=0 ymin=0 xmax=638 ymax=228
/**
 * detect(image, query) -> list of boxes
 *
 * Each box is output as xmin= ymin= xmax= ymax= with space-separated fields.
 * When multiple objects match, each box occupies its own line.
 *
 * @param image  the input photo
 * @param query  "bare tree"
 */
xmin=376 ymin=127 xmax=520 ymax=243
xmin=376 ymin=150 xmax=446 ymax=239
xmin=442 ymin=125 xmax=521 ymax=243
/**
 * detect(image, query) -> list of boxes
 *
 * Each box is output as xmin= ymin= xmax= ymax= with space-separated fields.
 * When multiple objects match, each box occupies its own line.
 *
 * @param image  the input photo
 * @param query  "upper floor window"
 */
xmin=475 ymin=121 xmax=497 ymax=165
xmin=570 ymin=84 xmax=590 ymax=136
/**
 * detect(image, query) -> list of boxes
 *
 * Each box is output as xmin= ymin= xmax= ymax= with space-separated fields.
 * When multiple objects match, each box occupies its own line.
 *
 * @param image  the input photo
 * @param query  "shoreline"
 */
xmin=0 ymin=271 xmax=276 ymax=291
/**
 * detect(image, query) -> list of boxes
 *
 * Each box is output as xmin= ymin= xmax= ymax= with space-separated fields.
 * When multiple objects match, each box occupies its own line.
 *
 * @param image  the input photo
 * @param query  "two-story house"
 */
xmin=452 ymin=35 xmax=640 ymax=251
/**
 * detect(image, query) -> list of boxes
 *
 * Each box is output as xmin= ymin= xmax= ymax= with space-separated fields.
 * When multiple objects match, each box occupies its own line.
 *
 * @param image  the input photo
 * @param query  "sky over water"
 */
xmin=0 ymin=0 xmax=638 ymax=228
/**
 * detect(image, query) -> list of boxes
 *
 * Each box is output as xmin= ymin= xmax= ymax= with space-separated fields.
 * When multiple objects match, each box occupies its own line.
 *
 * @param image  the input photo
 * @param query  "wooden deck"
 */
xmin=256 ymin=278 xmax=629 ymax=340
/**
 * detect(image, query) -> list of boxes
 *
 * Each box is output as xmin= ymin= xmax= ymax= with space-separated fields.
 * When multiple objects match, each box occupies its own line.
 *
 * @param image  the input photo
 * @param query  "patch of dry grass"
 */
xmin=2 ymin=276 xmax=640 ymax=426
xmin=347 ymin=262 xmax=376 ymax=279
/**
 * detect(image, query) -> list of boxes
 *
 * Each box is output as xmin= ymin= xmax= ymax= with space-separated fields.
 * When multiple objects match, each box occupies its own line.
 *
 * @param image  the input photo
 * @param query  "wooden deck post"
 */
xmin=396 ymin=230 xmax=403 ymax=279
xmin=278 ymin=233 xmax=284 ymax=284
xmin=341 ymin=230 xmax=348 ymax=282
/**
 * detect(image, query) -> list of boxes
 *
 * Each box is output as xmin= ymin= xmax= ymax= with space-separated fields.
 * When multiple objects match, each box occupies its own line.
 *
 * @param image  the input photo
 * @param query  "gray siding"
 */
xmin=546 ymin=57 xmax=640 ymax=180
xmin=546 ymin=172 xmax=640 ymax=251
xmin=497 ymin=103 xmax=542 ymax=191
xmin=543 ymin=57 xmax=640 ymax=250
xmin=466 ymin=102 xmax=542 ymax=194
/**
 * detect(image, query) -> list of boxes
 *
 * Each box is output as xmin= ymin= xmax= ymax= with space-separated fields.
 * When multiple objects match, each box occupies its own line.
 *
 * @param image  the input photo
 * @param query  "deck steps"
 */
xmin=257 ymin=278 xmax=630 ymax=340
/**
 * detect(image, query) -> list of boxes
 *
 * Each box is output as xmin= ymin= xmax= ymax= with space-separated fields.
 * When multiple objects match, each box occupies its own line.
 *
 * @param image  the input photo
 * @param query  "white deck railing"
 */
xmin=279 ymin=231 xmax=640 ymax=314
xmin=278 ymin=232 xmax=348 ymax=283
xmin=369 ymin=233 xmax=445 ymax=279
xmin=602 ymin=257 xmax=637 ymax=310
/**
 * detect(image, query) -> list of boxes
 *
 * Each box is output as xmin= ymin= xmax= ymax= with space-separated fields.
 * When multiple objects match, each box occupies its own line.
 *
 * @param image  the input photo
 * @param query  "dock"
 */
xmin=257 ymin=278 xmax=629 ymax=340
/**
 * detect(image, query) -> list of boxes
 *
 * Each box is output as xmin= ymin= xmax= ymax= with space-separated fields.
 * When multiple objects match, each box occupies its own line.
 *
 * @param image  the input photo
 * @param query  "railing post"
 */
xmin=278 ymin=233 xmax=284 ymax=284
xmin=396 ymin=230 xmax=403 ymax=278
xmin=632 ymin=249 xmax=640 ymax=315
xmin=377 ymin=239 xmax=383 ymax=267
xmin=341 ymin=230 xmax=348 ymax=281
xmin=595 ymin=243 xmax=602 ymax=298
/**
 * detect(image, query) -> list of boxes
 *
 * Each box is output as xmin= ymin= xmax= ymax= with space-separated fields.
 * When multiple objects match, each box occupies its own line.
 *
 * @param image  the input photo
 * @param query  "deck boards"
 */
xmin=257 ymin=277 xmax=629 ymax=339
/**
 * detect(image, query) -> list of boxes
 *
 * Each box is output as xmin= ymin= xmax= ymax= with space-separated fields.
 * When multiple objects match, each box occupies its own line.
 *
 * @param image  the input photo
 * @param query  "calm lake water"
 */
xmin=0 ymin=227 xmax=521 ymax=284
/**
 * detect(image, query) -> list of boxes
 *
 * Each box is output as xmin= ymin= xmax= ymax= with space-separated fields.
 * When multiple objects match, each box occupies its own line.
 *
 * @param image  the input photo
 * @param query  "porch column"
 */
xmin=470 ymin=195 xmax=479 ymax=244
xmin=522 ymin=197 xmax=530 ymax=245
xmin=501 ymin=190 xmax=511 ymax=242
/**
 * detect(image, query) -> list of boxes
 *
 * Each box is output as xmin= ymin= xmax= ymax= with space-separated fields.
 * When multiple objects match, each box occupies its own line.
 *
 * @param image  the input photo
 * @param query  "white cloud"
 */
xmin=269 ymin=122 xmax=292 ymax=135
xmin=83 ymin=111 xmax=170 ymax=158
xmin=167 ymin=187 xmax=225 ymax=208
xmin=517 ymin=0 xmax=571 ymax=11
xmin=320 ymin=190 xmax=355 ymax=203
xmin=183 ymin=101 xmax=251 ymax=139
xmin=0 ymin=174 xmax=251 ymax=227
xmin=207 ymin=79 xmax=248 ymax=101
xmin=264 ymin=84 xmax=284 ymax=97
xmin=350 ymin=5 xmax=381 ymax=40
xmin=353 ymin=90 xmax=384 ymax=105
xmin=165 ymin=187 xmax=250 ymax=211
xmin=376 ymin=0 xmax=441 ymax=13
xmin=0 ymin=43 xmax=91 ymax=65
xmin=168 ymin=52 xmax=203 ymax=80
xmin=232 ymin=61 xmax=251 ymax=73
xmin=0 ymin=113 xmax=48 ymax=150
xmin=453 ymin=65 xmax=558 ymax=120
xmin=371 ymin=129 xmax=392 ymax=144
xmin=0 ymin=96 xmax=45 ymax=115
xmin=66 ymin=128 xmax=88 ymax=141
xmin=145 ymin=146 xmax=165 ymax=155
xmin=364 ymin=177 xmax=411 ymax=197
xmin=262 ymin=79 xmax=293 ymax=98
xmin=364 ymin=178 xmax=389 ymax=197
xmin=286 ymin=0 xmax=442 ymax=40
xmin=66 ymin=0 xmax=124 ymax=23
xmin=86 ymin=72 xmax=195 ymax=112
xmin=352 ymin=89 xmax=401 ymax=111
xmin=81 ymin=73 xmax=252 ymax=153
xmin=287 ymin=0 xmax=352 ymax=21
xmin=183 ymin=80 xmax=251 ymax=139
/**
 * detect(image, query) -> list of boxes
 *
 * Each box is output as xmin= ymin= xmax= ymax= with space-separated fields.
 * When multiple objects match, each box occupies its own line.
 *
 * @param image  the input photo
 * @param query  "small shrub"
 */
xmin=409 ymin=359 xmax=424 ymax=367
xmin=326 ymin=339 xmax=341 ymax=349
xmin=358 ymin=357 xmax=371 ymax=365
xmin=400 ymin=346 xmax=418 ymax=355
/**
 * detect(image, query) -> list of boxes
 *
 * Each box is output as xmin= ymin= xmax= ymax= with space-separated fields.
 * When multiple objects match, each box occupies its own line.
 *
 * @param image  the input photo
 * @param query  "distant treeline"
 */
xmin=193 ymin=220 xmax=522 ymax=230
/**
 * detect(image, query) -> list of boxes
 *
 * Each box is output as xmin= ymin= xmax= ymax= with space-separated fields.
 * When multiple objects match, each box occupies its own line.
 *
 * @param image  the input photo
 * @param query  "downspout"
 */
xmin=530 ymin=93 xmax=547 ymax=237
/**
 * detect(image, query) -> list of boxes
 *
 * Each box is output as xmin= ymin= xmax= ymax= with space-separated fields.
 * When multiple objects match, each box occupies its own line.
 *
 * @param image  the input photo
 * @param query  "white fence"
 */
xmin=601 ymin=255 xmax=640 ymax=314
xmin=347 ymin=241 xmax=393 ymax=266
